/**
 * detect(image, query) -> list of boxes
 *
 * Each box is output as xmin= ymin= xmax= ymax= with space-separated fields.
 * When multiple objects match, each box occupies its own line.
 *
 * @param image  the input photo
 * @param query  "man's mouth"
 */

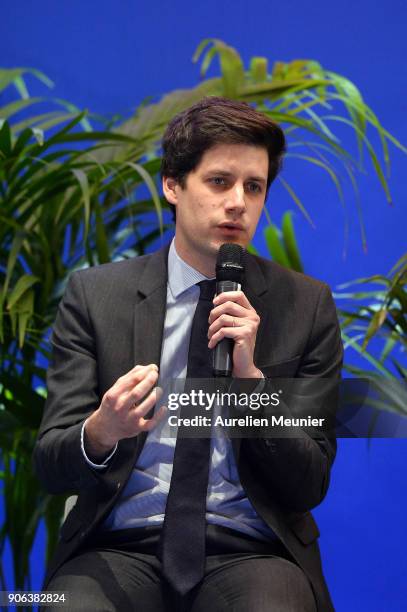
xmin=217 ymin=222 xmax=244 ymax=232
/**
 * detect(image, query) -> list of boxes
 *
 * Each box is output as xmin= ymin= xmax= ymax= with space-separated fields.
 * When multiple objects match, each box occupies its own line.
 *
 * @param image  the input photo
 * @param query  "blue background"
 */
xmin=1 ymin=1 xmax=406 ymax=610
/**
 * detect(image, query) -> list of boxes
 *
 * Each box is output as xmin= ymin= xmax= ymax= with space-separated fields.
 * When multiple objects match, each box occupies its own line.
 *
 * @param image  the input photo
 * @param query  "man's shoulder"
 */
xmin=73 ymin=254 xmax=150 ymax=281
xmin=68 ymin=244 xmax=169 ymax=289
xmin=248 ymin=251 xmax=329 ymax=296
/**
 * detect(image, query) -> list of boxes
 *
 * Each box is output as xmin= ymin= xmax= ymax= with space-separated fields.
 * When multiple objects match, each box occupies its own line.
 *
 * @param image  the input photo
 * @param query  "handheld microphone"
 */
xmin=213 ymin=243 xmax=245 ymax=377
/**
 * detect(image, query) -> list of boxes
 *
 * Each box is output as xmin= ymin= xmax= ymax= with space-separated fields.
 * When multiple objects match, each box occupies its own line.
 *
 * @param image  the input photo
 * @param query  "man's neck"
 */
xmin=173 ymin=237 xmax=215 ymax=278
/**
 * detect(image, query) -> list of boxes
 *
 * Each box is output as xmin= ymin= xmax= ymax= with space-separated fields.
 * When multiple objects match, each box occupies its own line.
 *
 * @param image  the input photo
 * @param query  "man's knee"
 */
xmin=192 ymin=556 xmax=317 ymax=612
xmin=42 ymin=549 xmax=166 ymax=612
xmin=44 ymin=571 xmax=116 ymax=612
xmin=265 ymin=558 xmax=317 ymax=611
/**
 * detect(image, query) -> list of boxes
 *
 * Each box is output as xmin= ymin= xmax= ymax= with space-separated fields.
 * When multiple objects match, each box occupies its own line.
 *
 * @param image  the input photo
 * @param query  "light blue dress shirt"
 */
xmin=82 ymin=239 xmax=276 ymax=542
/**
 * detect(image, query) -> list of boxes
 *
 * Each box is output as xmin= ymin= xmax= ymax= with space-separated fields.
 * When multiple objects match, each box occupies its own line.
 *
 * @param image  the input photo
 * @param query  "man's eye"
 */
xmin=247 ymin=182 xmax=262 ymax=193
xmin=211 ymin=177 xmax=227 ymax=186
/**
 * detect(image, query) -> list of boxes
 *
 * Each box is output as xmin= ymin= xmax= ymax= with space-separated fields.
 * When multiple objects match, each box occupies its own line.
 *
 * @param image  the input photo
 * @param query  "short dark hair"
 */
xmin=161 ymin=96 xmax=286 ymax=220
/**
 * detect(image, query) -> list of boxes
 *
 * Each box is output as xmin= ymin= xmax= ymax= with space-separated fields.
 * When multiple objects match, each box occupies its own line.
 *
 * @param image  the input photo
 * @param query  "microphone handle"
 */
xmin=213 ymin=280 xmax=241 ymax=377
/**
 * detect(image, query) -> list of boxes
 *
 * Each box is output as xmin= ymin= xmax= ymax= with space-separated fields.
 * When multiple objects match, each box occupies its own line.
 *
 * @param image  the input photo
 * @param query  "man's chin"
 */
xmin=210 ymin=236 xmax=248 ymax=252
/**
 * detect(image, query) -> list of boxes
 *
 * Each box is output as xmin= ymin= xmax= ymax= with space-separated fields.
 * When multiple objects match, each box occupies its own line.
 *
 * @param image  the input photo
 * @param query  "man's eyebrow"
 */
xmin=247 ymin=175 xmax=267 ymax=184
xmin=203 ymin=169 xmax=267 ymax=184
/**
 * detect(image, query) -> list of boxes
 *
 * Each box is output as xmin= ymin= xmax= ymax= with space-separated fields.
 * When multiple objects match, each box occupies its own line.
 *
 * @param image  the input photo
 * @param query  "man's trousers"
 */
xmin=43 ymin=524 xmax=317 ymax=612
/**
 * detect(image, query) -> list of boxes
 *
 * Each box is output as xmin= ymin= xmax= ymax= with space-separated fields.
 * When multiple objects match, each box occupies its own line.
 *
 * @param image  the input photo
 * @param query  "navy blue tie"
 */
xmin=160 ymin=279 xmax=216 ymax=595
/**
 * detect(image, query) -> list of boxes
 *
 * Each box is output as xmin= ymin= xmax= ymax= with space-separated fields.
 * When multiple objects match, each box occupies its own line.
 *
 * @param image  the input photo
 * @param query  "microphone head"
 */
xmin=216 ymin=243 xmax=245 ymax=283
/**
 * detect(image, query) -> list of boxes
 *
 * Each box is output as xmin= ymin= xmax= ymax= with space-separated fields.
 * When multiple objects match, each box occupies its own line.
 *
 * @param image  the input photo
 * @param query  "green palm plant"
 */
xmin=248 ymin=210 xmax=304 ymax=273
xmin=256 ymin=215 xmax=406 ymax=418
xmin=0 ymin=69 xmax=169 ymax=593
xmin=0 ymin=37 xmax=405 ymax=592
xmin=335 ymin=253 xmax=407 ymax=384
xmin=254 ymin=212 xmax=406 ymax=381
xmin=99 ymin=38 xmax=406 ymax=252
xmin=332 ymin=254 xmax=407 ymax=430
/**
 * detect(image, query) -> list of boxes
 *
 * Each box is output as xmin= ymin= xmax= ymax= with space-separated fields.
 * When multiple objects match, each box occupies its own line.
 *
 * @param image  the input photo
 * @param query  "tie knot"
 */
xmin=197 ymin=279 xmax=216 ymax=301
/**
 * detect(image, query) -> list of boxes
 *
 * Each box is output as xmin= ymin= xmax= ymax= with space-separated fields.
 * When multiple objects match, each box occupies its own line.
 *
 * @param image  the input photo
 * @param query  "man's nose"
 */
xmin=224 ymin=183 xmax=246 ymax=213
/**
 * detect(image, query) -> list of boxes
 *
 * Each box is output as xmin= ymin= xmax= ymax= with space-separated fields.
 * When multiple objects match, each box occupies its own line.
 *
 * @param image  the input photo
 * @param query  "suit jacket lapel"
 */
xmin=132 ymin=243 xmax=170 ymax=452
xmin=133 ymin=245 xmax=169 ymax=367
xmin=243 ymin=253 xmax=271 ymax=367
xmin=231 ymin=252 xmax=270 ymax=462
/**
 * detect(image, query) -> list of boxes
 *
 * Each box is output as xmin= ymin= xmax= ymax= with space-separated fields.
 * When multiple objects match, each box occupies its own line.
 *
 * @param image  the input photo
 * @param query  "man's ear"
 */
xmin=162 ymin=176 xmax=180 ymax=206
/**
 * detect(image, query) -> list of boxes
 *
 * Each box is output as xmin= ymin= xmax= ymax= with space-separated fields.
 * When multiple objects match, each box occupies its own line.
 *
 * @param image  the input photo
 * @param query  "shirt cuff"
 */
xmin=81 ymin=418 xmax=118 ymax=469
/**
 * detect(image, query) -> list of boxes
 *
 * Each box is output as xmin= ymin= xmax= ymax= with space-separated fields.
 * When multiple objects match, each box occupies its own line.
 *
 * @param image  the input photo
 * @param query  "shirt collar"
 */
xmin=168 ymin=238 xmax=215 ymax=298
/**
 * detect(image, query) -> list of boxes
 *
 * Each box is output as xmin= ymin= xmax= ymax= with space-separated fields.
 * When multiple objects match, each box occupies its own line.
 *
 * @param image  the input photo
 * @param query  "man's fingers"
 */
xmin=208 ymin=318 xmax=257 ymax=349
xmin=129 ymin=363 xmax=158 ymax=375
xmin=128 ymin=369 xmax=159 ymax=407
xmin=116 ymin=364 xmax=159 ymax=391
xmin=208 ymin=301 xmax=248 ymax=324
xmin=208 ymin=313 xmax=249 ymax=336
xmin=208 ymin=325 xmax=241 ymax=348
xmin=213 ymin=290 xmax=252 ymax=309
xmin=117 ymin=364 xmax=159 ymax=395
xmin=130 ymin=385 xmax=163 ymax=417
xmin=98 ymin=364 xmax=164 ymax=441
xmin=138 ymin=404 xmax=167 ymax=432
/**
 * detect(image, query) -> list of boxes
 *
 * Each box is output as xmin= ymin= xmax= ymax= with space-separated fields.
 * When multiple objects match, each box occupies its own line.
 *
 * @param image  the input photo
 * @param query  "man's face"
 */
xmin=163 ymin=143 xmax=269 ymax=274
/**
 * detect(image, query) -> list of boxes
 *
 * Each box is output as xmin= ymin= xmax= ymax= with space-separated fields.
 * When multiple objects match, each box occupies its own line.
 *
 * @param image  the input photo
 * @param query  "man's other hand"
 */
xmin=84 ymin=364 xmax=166 ymax=459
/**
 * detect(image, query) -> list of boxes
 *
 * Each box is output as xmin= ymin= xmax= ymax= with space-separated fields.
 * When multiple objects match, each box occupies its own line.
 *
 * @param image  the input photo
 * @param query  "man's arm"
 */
xmin=242 ymin=283 xmax=343 ymax=513
xmin=33 ymin=272 xmax=165 ymax=495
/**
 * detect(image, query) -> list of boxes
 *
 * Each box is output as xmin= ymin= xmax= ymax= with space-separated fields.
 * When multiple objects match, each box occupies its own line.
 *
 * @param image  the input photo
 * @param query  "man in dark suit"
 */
xmin=34 ymin=97 xmax=343 ymax=611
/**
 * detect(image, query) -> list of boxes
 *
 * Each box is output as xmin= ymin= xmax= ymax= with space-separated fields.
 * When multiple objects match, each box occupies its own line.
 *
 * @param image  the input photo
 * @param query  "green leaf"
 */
xmin=71 ymin=168 xmax=91 ymax=241
xmin=17 ymin=290 xmax=35 ymax=347
xmin=325 ymin=71 xmax=367 ymax=164
xmin=323 ymin=114 xmax=393 ymax=204
xmin=388 ymin=253 xmax=407 ymax=277
xmin=0 ymin=67 xmax=53 ymax=95
xmin=12 ymin=127 xmax=36 ymax=157
xmin=281 ymin=212 xmax=303 ymax=272
xmin=124 ymin=162 xmax=163 ymax=235
xmin=286 ymin=152 xmax=344 ymax=207
xmin=193 ymin=38 xmax=244 ymax=98
xmin=250 ymin=57 xmax=268 ymax=83
xmin=265 ymin=110 xmax=354 ymax=164
xmin=363 ymin=308 xmax=387 ymax=348
xmin=6 ymin=275 xmax=39 ymax=310
xmin=277 ymin=176 xmax=315 ymax=227
xmin=50 ymin=97 xmax=93 ymax=132
xmin=380 ymin=335 xmax=397 ymax=363
xmin=341 ymin=332 xmax=394 ymax=378
xmin=0 ymin=120 xmax=12 ymax=157
xmin=391 ymin=360 xmax=407 ymax=379
xmin=247 ymin=243 xmax=259 ymax=256
xmin=94 ymin=201 xmax=110 ymax=264
xmin=31 ymin=127 xmax=44 ymax=146
xmin=0 ymin=97 xmax=43 ymax=122
xmin=264 ymin=225 xmax=291 ymax=268
xmin=1 ymin=233 xmax=24 ymax=302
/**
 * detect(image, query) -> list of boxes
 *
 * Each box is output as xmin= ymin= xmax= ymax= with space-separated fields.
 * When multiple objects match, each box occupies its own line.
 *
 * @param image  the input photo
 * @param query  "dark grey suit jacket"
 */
xmin=33 ymin=243 xmax=343 ymax=611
